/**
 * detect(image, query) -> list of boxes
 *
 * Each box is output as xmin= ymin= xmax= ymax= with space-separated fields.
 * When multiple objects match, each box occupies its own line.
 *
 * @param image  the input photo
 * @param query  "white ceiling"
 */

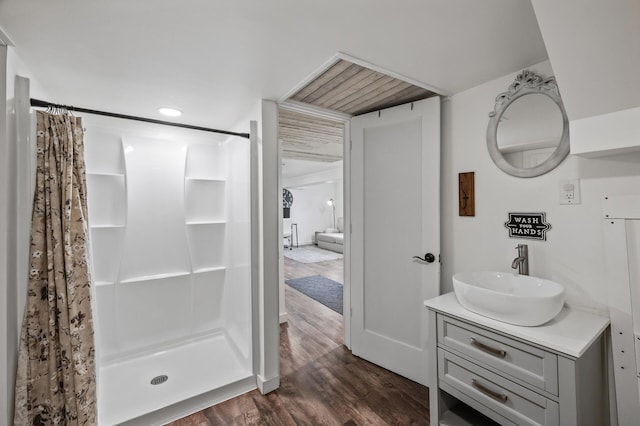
xmin=0 ymin=0 xmax=547 ymax=132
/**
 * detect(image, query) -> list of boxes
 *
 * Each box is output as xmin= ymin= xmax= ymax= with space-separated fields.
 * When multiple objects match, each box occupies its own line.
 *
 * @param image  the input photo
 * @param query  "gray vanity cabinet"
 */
xmin=425 ymin=293 xmax=609 ymax=426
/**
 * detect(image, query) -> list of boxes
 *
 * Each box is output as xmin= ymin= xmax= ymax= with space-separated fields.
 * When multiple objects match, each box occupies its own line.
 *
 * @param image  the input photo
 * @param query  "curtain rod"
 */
xmin=30 ymin=98 xmax=250 ymax=139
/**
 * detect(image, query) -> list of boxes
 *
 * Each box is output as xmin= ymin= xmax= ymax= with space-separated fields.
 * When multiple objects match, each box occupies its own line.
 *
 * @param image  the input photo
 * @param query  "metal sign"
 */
xmin=505 ymin=212 xmax=551 ymax=241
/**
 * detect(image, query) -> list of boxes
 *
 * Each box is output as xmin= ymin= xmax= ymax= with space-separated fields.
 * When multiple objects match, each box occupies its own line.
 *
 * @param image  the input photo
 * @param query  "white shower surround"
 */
xmin=83 ymin=116 xmax=253 ymax=424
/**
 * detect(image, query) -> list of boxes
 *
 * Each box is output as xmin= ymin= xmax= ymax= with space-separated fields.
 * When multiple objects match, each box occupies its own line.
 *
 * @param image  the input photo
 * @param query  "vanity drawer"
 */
xmin=439 ymin=349 xmax=559 ymax=426
xmin=437 ymin=315 xmax=558 ymax=395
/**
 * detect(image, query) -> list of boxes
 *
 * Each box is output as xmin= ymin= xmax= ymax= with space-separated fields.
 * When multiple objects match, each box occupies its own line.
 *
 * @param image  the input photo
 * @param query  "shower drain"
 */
xmin=150 ymin=375 xmax=169 ymax=385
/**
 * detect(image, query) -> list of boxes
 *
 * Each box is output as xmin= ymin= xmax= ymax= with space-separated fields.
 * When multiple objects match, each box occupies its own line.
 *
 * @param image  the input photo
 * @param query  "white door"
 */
xmin=350 ymin=97 xmax=440 ymax=386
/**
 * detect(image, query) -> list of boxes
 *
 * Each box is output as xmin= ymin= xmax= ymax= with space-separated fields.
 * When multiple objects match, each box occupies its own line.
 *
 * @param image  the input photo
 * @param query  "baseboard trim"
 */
xmin=279 ymin=312 xmax=288 ymax=324
xmin=257 ymin=374 xmax=280 ymax=394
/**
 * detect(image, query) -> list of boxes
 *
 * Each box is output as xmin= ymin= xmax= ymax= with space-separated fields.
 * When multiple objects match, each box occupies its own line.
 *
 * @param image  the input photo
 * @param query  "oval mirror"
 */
xmin=487 ymin=71 xmax=569 ymax=178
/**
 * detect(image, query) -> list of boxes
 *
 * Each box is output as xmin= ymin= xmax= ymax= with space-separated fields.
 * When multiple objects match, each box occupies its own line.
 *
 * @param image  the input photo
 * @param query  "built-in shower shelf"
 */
xmin=87 ymin=171 xmax=125 ymax=177
xmin=90 ymin=224 xmax=125 ymax=229
xmin=120 ymin=271 xmax=191 ymax=284
xmin=186 ymin=220 xmax=226 ymax=225
xmin=185 ymin=178 xmax=226 ymax=223
xmin=87 ymin=172 xmax=126 ymax=227
xmin=95 ymin=280 xmax=115 ymax=287
xmin=185 ymin=177 xmax=226 ymax=182
xmin=193 ymin=266 xmax=226 ymax=274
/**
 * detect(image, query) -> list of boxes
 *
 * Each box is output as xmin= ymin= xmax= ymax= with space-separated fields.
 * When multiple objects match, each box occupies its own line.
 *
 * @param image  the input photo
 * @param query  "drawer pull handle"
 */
xmin=469 ymin=338 xmax=506 ymax=358
xmin=471 ymin=379 xmax=509 ymax=403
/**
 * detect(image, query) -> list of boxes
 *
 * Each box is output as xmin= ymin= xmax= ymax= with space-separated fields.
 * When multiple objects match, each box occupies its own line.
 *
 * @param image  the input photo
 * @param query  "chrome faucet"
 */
xmin=511 ymin=244 xmax=529 ymax=275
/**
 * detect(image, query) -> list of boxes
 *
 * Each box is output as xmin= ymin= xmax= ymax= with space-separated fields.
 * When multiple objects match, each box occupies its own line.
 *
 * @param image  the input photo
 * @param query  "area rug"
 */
xmin=283 ymin=245 xmax=343 ymax=264
xmin=285 ymin=275 xmax=343 ymax=315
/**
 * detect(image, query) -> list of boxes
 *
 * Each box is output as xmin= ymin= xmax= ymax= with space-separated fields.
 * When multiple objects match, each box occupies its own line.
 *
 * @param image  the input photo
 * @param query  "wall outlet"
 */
xmin=559 ymin=179 xmax=581 ymax=205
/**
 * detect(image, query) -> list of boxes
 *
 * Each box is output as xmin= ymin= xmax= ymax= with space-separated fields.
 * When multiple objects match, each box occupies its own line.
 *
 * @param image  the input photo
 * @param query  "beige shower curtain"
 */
xmin=14 ymin=111 xmax=97 ymax=425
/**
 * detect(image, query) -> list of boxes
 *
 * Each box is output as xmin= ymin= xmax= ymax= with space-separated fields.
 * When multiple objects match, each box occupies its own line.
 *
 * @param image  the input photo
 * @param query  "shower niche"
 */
xmin=84 ymin=119 xmax=253 ymax=425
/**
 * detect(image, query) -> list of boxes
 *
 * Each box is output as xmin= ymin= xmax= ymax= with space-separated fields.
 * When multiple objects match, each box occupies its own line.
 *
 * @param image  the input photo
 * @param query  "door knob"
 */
xmin=413 ymin=253 xmax=435 ymax=263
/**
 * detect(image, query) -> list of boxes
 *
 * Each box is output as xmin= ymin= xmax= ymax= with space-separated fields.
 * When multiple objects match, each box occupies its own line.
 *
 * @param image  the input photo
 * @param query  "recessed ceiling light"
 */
xmin=158 ymin=107 xmax=182 ymax=117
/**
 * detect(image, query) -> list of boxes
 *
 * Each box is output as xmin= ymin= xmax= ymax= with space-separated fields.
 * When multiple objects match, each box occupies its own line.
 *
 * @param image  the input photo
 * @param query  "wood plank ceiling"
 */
xmin=290 ymin=59 xmax=437 ymax=116
xmin=279 ymin=108 xmax=344 ymax=162
xmin=279 ymin=59 xmax=436 ymax=162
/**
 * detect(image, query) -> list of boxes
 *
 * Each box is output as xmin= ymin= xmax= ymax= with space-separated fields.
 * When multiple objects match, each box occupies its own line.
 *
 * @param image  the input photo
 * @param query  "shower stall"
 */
xmin=10 ymin=74 xmax=260 ymax=424
xmin=81 ymin=115 xmax=255 ymax=424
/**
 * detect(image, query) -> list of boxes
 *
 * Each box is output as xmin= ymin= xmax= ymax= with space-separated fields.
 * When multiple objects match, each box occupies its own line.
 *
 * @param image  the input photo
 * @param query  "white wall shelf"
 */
xmin=90 ymin=224 xmax=125 ymax=229
xmin=185 ymin=179 xmax=226 ymax=223
xmin=95 ymin=281 xmax=115 ymax=287
xmin=186 ymin=220 xmax=226 ymax=225
xmin=185 ymin=177 xmax=226 ymax=182
xmin=570 ymin=107 xmax=640 ymax=158
xmin=120 ymin=271 xmax=191 ymax=284
xmin=194 ymin=266 xmax=226 ymax=274
xmin=87 ymin=173 xmax=126 ymax=226
xmin=185 ymin=143 xmax=226 ymax=181
xmin=83 ymin=130 xmax=125 ymax=175
xmin=87 ymin=171 xmax=125 ymax=177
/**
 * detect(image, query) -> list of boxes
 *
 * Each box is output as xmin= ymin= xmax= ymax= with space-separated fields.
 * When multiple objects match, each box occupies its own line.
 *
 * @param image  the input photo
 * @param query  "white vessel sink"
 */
xmin=452 ymin=271 xmax=565 ymax=326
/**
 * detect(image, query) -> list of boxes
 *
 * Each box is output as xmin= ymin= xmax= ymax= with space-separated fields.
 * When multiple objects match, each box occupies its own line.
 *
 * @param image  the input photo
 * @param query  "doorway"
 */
xmin=276 ymin=53 xmax=443 ymax=383
xmin=279 ymin=107 xmax=346 ymax=344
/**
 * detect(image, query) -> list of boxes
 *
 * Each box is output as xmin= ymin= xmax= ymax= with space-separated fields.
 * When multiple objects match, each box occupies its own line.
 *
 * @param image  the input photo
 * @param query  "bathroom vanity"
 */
xmin=425 ymin=293 xmax=610 ymax=425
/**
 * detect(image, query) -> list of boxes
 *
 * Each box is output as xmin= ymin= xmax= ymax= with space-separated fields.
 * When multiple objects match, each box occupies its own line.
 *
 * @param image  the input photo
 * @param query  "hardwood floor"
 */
xmin=169 ymin=250 xmax=430 ymax=425
xmin=283 ymin=255 xmax=344 ymax=285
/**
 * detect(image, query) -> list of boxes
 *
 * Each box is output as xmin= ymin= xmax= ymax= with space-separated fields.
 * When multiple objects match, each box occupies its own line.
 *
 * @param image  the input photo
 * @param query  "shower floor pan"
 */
xmin=98 ymin=333 xmax=252 ymax=425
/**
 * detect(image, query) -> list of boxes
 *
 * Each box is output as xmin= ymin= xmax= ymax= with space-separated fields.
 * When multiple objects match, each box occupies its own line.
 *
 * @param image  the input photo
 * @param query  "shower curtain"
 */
xmin=14 ymin=111 xmax=97 ymax=425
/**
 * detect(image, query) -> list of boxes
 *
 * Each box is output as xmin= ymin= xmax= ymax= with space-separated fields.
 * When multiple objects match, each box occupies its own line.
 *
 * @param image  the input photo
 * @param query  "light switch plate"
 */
xmin=559 ymin=179 xmax=581 ymax=205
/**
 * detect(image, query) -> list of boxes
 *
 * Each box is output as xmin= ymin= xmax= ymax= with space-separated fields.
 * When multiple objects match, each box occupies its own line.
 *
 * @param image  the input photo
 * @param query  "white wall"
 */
xmin=259 ymin=100 xmax=281 ymax=392
xmin=441 ymin=60 xmax=640 ymax=315
xmin=286 ymin=182 xmax=343 ymax=245
xmin=0 ymin=43 xmax=10 ymax=426
xmin=223 ymin=132 xmax=253 ymax=362
xmin=227 ymin=99 xmax=282 ymax=393
xmin=2 ymin=46 xmax=50 ymax=425
xmin=283 ymin=161 xmax=343 ymax=243
xmin=531 ymin=0 xmax=640 ymax=160
xmin=531 ymin=0 xmax=640 ymax=122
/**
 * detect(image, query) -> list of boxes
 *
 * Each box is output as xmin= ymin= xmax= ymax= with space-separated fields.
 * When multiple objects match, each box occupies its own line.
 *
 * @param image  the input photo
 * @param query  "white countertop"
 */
xmin=425 ymin=292 xmax=610 ymax=358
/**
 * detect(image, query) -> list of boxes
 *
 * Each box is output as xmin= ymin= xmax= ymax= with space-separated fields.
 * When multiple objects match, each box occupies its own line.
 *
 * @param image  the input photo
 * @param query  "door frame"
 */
xmin=276 ymin=53 xmax=450 ymax=352
xmin=0 ymin=43 xmax=10 ymax=426
xmin=277 ymin=100 xmax=352 ymax=348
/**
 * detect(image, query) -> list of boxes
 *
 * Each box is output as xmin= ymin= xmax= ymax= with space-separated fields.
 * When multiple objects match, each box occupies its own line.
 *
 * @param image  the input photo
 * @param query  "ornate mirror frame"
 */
xmin=487 ymin=70 xmax=570 ymax=178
